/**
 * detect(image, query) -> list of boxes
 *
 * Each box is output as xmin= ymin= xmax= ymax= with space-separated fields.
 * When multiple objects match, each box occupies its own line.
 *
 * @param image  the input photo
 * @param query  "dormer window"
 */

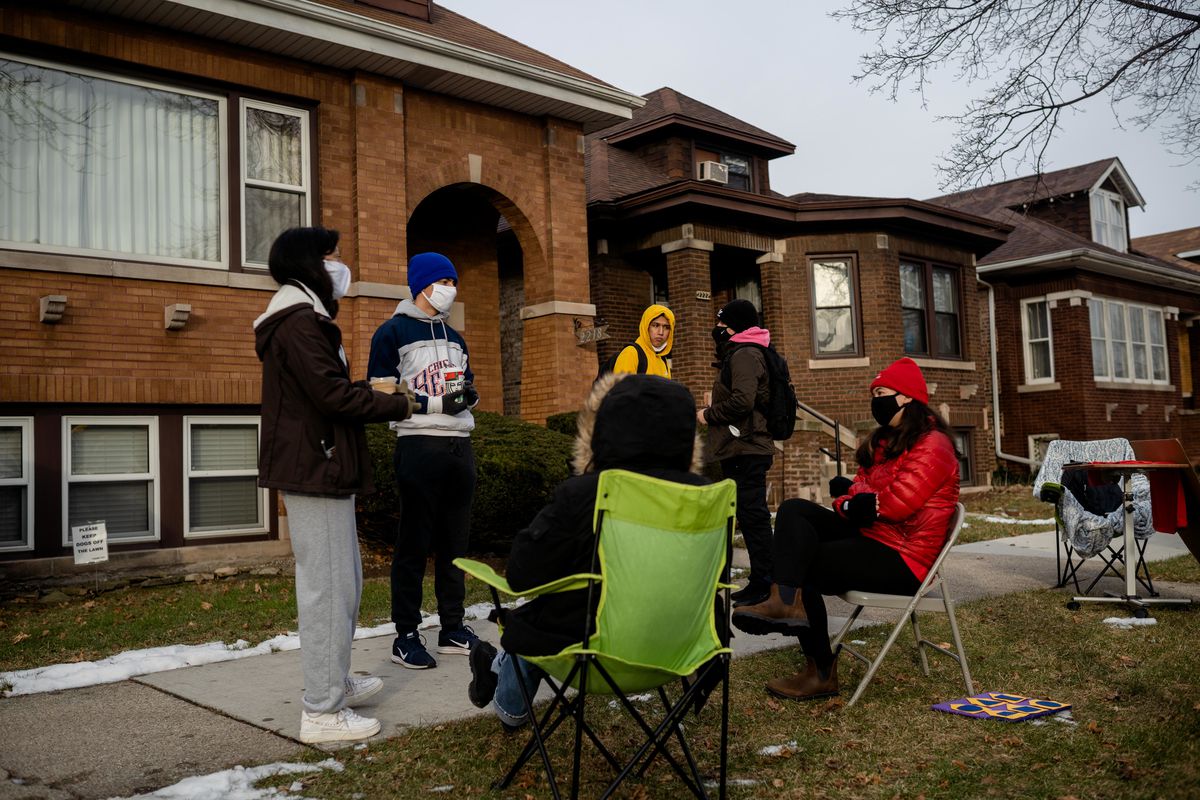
xmin=721 ymin=154 xmax=751 ymax=191
xmin=1090 ymin=188 xmax=1127 ymax=252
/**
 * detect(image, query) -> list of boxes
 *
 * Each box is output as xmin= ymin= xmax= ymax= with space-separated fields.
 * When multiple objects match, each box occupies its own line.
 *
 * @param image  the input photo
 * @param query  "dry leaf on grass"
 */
xmin=11 ymin=632 xmax=29 ymax=644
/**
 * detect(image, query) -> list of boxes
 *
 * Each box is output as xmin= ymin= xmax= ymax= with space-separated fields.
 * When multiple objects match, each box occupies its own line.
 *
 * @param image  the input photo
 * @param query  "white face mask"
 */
xmin=424 ymin=283 xmax=457 ymax=314
xmin=652 ymin=342 xmax=669 ymax=353
xmin=324 ymin=259 xmax=351 ymax=300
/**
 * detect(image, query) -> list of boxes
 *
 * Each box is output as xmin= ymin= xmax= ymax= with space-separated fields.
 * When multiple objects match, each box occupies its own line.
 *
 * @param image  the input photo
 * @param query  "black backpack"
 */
xmin=595 ymin=343 xmax=647 ymax=382
xmin=721 ymin=344 xmax=797 ymax=441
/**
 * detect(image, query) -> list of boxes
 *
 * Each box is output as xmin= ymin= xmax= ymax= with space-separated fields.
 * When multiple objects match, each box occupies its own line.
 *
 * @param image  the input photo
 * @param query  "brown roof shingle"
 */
xmin=929 ymin=159 xmax=1116 ymax=216
xmin=593 ymin=87 xmax=794 ymax=153
xmin=312 ymin=0 xmax=612 ymax=86
xmin=1133 ymin=227 xmax=1200 ymax=271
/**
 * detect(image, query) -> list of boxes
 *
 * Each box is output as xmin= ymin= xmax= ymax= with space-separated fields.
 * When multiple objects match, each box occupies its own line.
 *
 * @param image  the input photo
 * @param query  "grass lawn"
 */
xmin=252 ymin=587 xmax=1200 ymax=799
xmin=960 ymin=484 xmax=1056 ymax=544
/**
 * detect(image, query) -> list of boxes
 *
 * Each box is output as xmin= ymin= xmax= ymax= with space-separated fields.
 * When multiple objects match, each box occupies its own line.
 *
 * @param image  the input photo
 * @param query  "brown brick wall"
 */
xmin=992 ymin=272 xmax=1195 ymax=468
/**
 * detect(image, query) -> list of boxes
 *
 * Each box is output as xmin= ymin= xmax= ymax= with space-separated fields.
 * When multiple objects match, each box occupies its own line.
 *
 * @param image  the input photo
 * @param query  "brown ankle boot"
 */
xmin=765 ymin=659 xmax=839 ymax=702
xmin=731 ymin=584 xmax=810 ymax=635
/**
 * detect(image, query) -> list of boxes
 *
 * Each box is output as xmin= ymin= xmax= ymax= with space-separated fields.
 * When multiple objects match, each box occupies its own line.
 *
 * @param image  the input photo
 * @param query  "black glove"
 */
xmin=417 ymin=389 xmax=468 ymax=415
xmin=464 ymin=381 xmax=480 ymax=408
xmin=440 ymin=388 xmax=469 ymax=415
xmin=828 ymin=475 xmax=853 ymax=497
xmin=844 ymin=493 xmax=877 ymax=526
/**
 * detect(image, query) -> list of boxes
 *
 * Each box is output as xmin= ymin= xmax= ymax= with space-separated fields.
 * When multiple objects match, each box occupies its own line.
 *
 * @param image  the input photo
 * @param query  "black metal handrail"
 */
xmin=796 ymin=399 xmax=845 ymax=473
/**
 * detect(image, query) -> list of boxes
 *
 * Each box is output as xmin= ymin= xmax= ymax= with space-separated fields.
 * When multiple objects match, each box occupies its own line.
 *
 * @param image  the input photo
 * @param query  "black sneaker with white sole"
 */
xmin=438 ymin=625 xmax=480 ymax=655
xmin=391 ymin=631 xmax=437 ymax=669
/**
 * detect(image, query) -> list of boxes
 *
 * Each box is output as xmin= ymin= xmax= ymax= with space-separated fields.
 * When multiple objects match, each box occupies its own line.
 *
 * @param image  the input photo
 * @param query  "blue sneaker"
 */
xmin=438 ymin=625 xmax=479 ymax=655
xmin=391 ymin=631 xmax=437 ymax=670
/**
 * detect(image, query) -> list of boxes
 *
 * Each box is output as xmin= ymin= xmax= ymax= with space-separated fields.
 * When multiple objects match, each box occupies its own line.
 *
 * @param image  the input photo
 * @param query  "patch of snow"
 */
xmin=705 ymin=778 xmax=759 ymax=788
xmin=106 ymin=758 xmax=342 ymax=800
xmin=607 ymin=693 xmax=653 ymax=708
xmin=978 ymin=515 xmax=1056 ymax=525
xmin=850 ymin=640 xmax=867 ymax=646
xmin=429 ymin=786 xmax=454 ymax=793
xmin=2 ymin=599 xmax=529 ymax=697
xmin=1102 ymin=616 xmax=1157 ymax=628
xmin=757 ymin=740 xmax=798 ymax=757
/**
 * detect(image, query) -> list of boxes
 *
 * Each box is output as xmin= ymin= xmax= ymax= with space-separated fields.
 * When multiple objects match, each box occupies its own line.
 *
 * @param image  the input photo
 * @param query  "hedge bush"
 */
xmin=544 ymin=411 xmax=578 ymax=438
xmin=359 ymin=413 xmax=574 ymax=555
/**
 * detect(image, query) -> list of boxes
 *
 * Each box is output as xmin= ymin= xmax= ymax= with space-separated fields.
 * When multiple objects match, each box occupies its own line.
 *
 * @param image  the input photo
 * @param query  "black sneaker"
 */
xmin=391 ymin=631 xmax=437 ymax=669
xmin=730 ymin=579 xmax=770 ymax=608
xmin=438 ymin=625 xmax=480 ymax=655
xmin=467 ymin=640 xmax=499 ymax=708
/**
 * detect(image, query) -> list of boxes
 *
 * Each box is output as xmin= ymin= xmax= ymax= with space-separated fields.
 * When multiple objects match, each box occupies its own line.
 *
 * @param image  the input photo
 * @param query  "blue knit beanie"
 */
xmin=407 ymin=252 xmax=457 ymax=297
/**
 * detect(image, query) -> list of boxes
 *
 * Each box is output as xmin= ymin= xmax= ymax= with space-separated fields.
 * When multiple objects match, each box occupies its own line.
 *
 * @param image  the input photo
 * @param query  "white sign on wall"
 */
xmin=72 ymin=522 xmax=109 ymax=566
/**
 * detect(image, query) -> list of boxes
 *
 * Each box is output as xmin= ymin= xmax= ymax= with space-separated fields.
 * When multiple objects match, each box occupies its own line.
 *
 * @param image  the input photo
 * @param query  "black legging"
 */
xmin=772 ymin=499 xmax=920 ymax=670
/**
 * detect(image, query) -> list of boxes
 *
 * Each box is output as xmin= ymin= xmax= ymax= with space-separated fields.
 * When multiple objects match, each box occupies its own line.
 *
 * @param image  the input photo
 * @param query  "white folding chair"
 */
xmin=829 ymin=503 xmax=973 ymax=707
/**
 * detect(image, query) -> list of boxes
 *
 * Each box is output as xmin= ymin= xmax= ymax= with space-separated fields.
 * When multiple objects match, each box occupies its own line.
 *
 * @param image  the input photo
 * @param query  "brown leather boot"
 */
xmin=730 ymin=584 xmax=810 ymax=635
xmin=765 ymin=659 xmax=839 ymax=702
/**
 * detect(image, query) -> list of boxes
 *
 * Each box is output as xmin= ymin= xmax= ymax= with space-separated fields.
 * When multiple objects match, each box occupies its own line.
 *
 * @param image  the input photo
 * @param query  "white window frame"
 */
xmin=1088 ymin=298 xmax=1171 ymax=386
xmin=0 ymin=417 xmax=34 ymax=552
xmin=1020 ymin=298 xmax=1055 ymax=385
xmin=0 ymin=52 xmax=230 ymax=270
xmin=61 ymin=416 xmax=160 ymax=546
xmin=1090 ymin=188 xmax=1128 ymax=252
xmin=240 ymin=98 xmax=312 ymax=269
xmin=183 ymin=416 xmax=268 ymax=539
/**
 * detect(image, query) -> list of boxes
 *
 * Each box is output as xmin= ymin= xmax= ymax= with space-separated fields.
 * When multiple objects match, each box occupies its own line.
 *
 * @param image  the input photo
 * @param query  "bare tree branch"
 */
xmin=833 ymin=0 xmax=1200 ymax=190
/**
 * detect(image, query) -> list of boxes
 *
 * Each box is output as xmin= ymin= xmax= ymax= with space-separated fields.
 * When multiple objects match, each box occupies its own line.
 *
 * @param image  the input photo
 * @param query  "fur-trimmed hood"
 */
xmin=571 ymin=373 xmax=705 ymax=475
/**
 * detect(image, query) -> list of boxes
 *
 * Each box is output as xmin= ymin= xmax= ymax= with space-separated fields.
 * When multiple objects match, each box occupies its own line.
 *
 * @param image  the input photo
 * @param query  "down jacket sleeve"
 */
xmin=873 ymin=431 xmax=959 ymax=525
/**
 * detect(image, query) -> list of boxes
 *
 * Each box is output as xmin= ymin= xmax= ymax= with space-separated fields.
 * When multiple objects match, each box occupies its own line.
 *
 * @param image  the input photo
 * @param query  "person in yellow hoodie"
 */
xmin=612 ymin=304 xmax=675 ymax=378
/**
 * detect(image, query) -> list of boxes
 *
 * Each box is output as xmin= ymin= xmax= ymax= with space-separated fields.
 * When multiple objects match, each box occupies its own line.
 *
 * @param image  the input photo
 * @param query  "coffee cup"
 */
xmin=369 ymin=376 xmax=398 ymax=395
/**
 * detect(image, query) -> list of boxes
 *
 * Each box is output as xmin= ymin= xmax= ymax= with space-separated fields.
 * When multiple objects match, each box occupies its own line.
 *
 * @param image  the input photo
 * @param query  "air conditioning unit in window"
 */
xmin=697 ymin=161 xmax=729 ymax=184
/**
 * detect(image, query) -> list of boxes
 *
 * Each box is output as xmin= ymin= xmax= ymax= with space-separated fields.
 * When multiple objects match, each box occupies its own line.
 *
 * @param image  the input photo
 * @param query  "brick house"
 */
xmin=0 ymin=0 xmax=643 ymax=570
xmin=928 ymin=159 xmax=1200 ymax=468
xmin=586 ymin=88 xmax=1010 ymax=502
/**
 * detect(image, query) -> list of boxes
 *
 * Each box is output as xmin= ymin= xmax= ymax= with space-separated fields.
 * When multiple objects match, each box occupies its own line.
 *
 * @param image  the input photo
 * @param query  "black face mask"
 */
xmin=711 ymin=325 xmax=734 ymax=357
xmin=871 ymin=394 xmax=902 ymax=427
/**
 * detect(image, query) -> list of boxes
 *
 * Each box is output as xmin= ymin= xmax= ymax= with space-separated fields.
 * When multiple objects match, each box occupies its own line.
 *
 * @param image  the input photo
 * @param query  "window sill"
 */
xmin=1 ymin=248 xmax=278 ymax=291
xmin=808 ymin=356 xmax=870 ymax=369
xmin=1017 ymin=382 xmax=1061 ymax=394
xmin=910 ymin=357 xmax=976 ymax=371
xmin=1093 ymin=380 xmax=1175 ymax=392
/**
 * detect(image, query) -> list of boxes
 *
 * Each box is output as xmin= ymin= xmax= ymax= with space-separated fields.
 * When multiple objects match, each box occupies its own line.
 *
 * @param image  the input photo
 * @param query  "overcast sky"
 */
xmin=441 ymin=0 xmax=1196 ymax=238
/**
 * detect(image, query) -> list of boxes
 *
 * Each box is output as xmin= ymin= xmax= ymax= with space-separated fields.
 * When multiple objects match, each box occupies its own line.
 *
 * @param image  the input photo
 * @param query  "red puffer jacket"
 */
xmin=839 ymin=429 xmax=960 ymax=581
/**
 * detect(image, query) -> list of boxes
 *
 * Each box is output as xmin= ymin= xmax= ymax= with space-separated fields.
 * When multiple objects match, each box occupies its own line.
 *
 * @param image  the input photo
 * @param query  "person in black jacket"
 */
xmin=465 ymin=373 xmax=708 ymax=728
xmin=254 ymin=226 xmax=414 ymax=744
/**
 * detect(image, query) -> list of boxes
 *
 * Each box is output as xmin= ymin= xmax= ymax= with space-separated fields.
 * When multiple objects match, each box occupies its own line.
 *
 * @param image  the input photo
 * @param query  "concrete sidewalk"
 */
xmin=2 ymin=530 xmax=1197 ymax=799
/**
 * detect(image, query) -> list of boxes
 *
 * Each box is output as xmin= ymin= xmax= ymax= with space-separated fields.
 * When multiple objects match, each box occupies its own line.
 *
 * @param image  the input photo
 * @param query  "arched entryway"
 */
xmin=407 ymin=183 xmax=543 ymax=417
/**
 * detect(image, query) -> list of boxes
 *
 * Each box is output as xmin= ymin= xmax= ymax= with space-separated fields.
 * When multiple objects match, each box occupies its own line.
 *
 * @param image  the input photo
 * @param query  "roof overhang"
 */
xmin=1091 ymin=158 xmax=1146 ymax=208
xmin=594 ymin=183 xmax=1012 ymax=253
xmin=603 ymin=115 xmax=795 ymax=158
xmin=978 ymin=248 xmax=1200 ymax=292
xmin=63 ymin=0 xmax=644 ymax=129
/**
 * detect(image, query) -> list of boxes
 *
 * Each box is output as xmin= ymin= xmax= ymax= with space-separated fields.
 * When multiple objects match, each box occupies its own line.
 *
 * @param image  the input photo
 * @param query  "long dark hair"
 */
xmin=855 ymin=399 xmax=958 ymax=469
xmin=267 ymin=227 xmax=339 ymax=317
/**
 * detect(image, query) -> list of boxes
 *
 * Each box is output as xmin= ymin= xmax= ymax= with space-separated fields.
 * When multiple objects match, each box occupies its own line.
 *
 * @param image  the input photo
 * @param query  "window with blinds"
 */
xmin=185 ymin=418 xmax=266 ymax=537
xmin=64 ymin=418 xmax=159 ymax=544
xmin=0 ymin=419 xmax=33 ymax=550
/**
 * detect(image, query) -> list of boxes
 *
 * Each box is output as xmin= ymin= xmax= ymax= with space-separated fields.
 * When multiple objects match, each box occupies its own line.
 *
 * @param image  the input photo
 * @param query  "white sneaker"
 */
xmin=344 ymin=675 xmax=383 ymax=707
xmin=299 ymin=708 xmax=381 ymax=744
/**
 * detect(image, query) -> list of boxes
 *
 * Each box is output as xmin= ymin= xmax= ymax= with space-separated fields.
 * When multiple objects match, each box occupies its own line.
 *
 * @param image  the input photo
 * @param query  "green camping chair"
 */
xmin=454 ymin=469 xmax=737 ymax=800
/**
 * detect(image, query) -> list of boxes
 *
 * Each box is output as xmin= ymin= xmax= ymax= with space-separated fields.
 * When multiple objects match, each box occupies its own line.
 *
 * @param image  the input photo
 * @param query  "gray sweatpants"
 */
xmin=283 ymin=492 xmax=362 ymax=715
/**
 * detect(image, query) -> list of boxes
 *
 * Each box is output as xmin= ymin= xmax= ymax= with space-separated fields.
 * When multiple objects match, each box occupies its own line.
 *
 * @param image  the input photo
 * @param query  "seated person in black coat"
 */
xmin=466 ymin=373 xmax=708 ymax=727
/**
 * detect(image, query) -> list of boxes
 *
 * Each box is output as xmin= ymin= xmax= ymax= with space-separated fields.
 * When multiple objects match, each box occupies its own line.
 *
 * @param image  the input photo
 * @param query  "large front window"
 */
xmin=185 ymin=417 xmax=267 ymax=537
xmin=64 ymin=418 xmax=159 ymax=544
xmin=0 ymin=419 xmax=33 ymax=551
xmin=900 ymin=260 xmax=962 ymax=357
xmin=0 ymin=54 xmax=311 ymax=270
xmin=1091 ymin=189 xmax=1127 ymax=252
xmin=810 ymin=256 xmax=859 ymax=356
xmin=1089 ymin=298 xmax=1168 ymax=384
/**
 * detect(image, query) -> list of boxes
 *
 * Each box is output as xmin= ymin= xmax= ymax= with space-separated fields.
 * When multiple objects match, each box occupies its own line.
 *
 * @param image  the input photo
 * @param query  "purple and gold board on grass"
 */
xmin=932 ymin=692 xmax=1070 ymax=721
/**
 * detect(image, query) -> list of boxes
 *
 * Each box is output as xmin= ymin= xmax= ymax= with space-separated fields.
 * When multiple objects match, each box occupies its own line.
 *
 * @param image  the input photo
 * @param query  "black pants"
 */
xmin=721 ymin=454 xmax=774 ymax=584
xmin=390 ymin=435 xmax=476 ymax=634
xmin=772 ymin=499 xmax=919 ymax=669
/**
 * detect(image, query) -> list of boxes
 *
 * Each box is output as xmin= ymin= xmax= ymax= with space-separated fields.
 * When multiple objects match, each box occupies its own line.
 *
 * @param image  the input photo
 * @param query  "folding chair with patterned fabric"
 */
xmin=1032 ymin=438 xmax=1156 ymax=596
xmin=454 ymin=469 xmax=737 ymax=800
xmin=829 ymin=503 xmax=973 ymax=708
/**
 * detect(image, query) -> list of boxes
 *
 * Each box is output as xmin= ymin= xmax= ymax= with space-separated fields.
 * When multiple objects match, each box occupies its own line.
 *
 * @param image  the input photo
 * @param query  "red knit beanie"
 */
xmin=870 ymin=357 xmax=928 ymax=404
